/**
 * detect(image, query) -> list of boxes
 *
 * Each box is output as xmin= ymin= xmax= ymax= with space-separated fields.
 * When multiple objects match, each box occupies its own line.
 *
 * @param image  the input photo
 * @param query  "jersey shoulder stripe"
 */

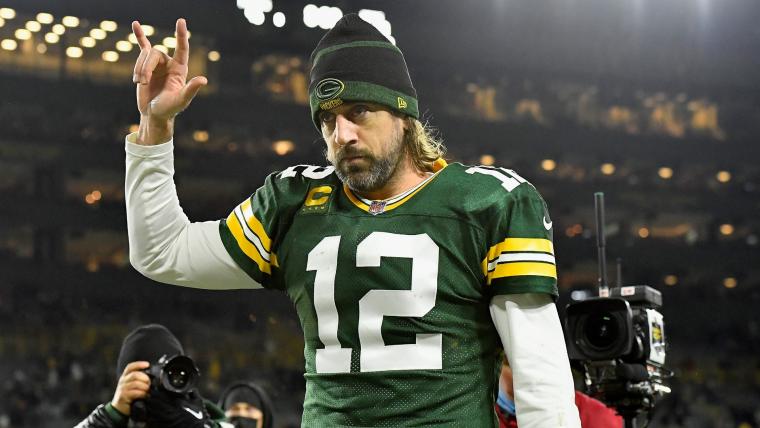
xmin=224 ymin=198 xmax=277 ymax=274
xmin=482 ymin=237 xmax=556 ymax=285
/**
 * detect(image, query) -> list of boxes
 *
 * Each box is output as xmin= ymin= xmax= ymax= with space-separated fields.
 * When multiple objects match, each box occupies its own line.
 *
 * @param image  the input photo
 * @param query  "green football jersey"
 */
xmin=219 ymin=161 xmax=557 ymax=427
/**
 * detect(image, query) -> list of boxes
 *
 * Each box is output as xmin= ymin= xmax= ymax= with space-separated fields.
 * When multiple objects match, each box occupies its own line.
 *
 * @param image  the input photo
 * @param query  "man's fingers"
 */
xmin=133 ymin=47 xmax=149 ymax=84
xmin=122 ymin=361 xmax=150 ymax=376
xmin=132 ymin=21 xmax=151 ymax=50
xmin=139 ymin=48 xmax=167 ymax=85
xmin=180 ymin=76 xmax=207 ymax=106
xmin=173 ymin=18 xmax=190 ymax=65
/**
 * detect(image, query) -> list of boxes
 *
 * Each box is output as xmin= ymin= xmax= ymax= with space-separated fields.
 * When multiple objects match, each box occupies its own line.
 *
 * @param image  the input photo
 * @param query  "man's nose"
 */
xmin=334 ymin=114 xmax=358 ymax=146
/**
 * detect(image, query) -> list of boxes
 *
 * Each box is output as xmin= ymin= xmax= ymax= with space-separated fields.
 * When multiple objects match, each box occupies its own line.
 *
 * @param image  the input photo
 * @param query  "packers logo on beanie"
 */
xmin=308 ymin=13 xmax=419 ymax=129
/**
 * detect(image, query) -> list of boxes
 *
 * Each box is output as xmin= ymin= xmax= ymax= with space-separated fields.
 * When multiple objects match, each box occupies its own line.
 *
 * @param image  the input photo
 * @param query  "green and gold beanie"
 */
xmin=308 ymin=13 xmax=419 ymax=129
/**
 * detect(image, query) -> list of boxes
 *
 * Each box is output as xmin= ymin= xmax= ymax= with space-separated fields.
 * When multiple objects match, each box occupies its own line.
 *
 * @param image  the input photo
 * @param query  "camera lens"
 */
xmin=583 ymin=312 xmax=619 ymax=350
xmin=166 ymin=366 xmax=190 ymax=388
xmin=160 ymin=355 xmax=199 ymax=394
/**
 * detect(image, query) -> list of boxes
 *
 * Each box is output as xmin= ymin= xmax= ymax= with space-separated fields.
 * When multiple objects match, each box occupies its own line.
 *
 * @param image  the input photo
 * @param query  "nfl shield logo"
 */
xmin=368 ymin=201 xmax=387 ymax=215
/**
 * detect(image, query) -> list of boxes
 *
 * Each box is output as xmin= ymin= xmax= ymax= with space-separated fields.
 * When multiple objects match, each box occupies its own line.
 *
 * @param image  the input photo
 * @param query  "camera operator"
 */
xmin=496 ymin=358 xmax=622 ymax=428
xmin=218 ymin=381 xmax=274 ymax=428
xmin=75 ymin=324 xmax=228 ymax=428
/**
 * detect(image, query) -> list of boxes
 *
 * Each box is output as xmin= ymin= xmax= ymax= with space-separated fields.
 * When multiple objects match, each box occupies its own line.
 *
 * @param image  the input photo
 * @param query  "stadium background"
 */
xmin=0 ymin=0 xmax=758 ymax=426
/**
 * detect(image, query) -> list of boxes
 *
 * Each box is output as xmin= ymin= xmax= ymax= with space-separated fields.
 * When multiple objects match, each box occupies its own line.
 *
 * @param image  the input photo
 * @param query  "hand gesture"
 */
xmin=131 ymin=18 xmax=206 ymax=145
xmin=110 ymin=361 xmax=151 ymax=416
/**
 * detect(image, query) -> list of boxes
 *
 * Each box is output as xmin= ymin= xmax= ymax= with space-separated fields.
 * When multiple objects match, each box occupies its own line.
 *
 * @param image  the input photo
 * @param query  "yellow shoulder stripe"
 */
xmin=484 ymin=237 xmax=554 ymax=263
xmin=240 ymin=199 xmax=272 ymax=252
xmin=225 ymin=212 xmax=272 ymax=274
xmin=485 ymin=262 xmax=557 ymax=285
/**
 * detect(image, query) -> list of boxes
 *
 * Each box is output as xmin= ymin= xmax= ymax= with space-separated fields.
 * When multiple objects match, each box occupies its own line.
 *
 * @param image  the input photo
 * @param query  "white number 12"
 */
xmin=307 ymin=232 xmax=442 ymax=373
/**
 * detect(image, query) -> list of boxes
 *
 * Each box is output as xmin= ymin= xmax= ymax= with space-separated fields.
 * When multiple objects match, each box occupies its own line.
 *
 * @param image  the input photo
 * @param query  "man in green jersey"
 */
xmin=126 ymin=14 xmax=580 ymax=427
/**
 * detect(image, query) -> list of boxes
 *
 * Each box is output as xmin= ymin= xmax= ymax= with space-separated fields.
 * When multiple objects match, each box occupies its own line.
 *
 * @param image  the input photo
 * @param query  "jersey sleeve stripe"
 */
xmin=240 ymin=199 xmax=272 ymax=251
xmin=486 ymin=237 xmax=554 ymax=260
xmin=486 ymin=252 xmax=556 ymax=271
xmin=225 ymin=211 xmax=272 ymax=274
xmin=486 ymin=262 xmax=557 ymax=284
xmin=233 ymin=206 xmax=271 ymax=262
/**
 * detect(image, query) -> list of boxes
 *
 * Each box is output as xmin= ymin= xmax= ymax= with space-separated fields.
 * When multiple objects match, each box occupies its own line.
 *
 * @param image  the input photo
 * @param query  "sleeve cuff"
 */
xmin=125 ymin=132 xmax=174 ymax=158
xmin=104 ymin=402 xmax=129 ymax=425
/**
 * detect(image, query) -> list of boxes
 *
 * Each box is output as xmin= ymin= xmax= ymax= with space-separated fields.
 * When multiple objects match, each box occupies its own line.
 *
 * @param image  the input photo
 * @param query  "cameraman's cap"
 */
xmin=116 ymin=324 xmax=184 ymax=377
xmin=308 ymin=13 xmax=419 ymax=129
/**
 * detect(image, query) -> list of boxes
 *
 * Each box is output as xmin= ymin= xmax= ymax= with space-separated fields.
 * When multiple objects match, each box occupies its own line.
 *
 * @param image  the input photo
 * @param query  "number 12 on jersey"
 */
xmin=307 ymin=232 xmax=442 ymax=374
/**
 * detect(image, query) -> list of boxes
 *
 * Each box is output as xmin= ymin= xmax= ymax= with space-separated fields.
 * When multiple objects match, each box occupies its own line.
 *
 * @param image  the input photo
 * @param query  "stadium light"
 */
xmin=479 ymin=154 xmax=495 ymax=166
xmin=0 ymin=17 xmax=5 ymax=28
xmin=303 ymin=4 xmax=318 ymax=28
xmin=102 ymin=51 xmax=119 ymax=62
xmin=664 ymin=275 xmax=678 ymax=286
xmin=154 ymin=44 xmax=168 ymax=54
xmin=15 ymin=29 xmax=31 ymax=40
xmin=1 ymin=39 xmax=17 ymax=50
xmin=44 ymin=33 xmax=59 ymax=43
xmin=0 ymin=8 xmax=15 ymax=20
xmin=62 ymin=16 xmax=80 ymax=27
xmin=141 ymin=25 xmax=155 ymax=36
xmin=116 ymin=40 xmax=132 ymax=52
xmin=541 ymin=159 xmax=556 ymax=171
xmin=66 ymin=46 xmax=83 ymax=58
xmin=25 ymin=21 xmax=42 ymax=32
xmin=163 ymin=37 xmax=177 ymax=48
xmin=208 ymin=50 xmax=221 ymax=62
xmin=658 ymin=167 xmax=673 ymax=180
xmin=244 ymin=8 xmax=266 ymax=25
xmin=716 ymin=170 xmax=731 ymax=183
xmin=272 ymin=140 xmax=295 ymax=155
xmin=80 ymin=37 xmax=96 ymax=48
xmin=723 ymin=277 xmax=737 ymax=289
xmin=90 ymin=28 xmax=107 ymax=40
xmin=128 ymin=33 xmax=138 ymax=44
xmin=600 ymin=163 xmax=615 ymax=175
xmin=719 ymin=224 xmax=734 ymax=236
xmin=100 ymin=20 xmax=117 ymax=31
xmin=359 ymin=9 xmax=394 ymax=44
xmin=273 ymin=12 xmax=286 ymax=27
xmin=36 ymin=13 xmax=54 ymax=24
xmin=36 ymin=43 xmax=46 ymax=54
xmin=52 ymin=24 xmax=65 ymax=35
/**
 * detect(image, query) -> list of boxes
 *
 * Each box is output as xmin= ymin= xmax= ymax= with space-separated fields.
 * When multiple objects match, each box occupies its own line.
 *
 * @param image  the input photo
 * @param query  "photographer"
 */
xmin=496 ymin=358 xmax=622 ymax=428
xmin=218 ymin=381 xmax=274 ymax=428
xmin=75 ymin=324 xmax=227 ymax=428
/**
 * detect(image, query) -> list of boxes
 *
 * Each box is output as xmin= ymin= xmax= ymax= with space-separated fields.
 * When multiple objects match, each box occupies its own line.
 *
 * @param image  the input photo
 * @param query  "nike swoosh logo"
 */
xmin=543 ymin=216 xmax=553 ymax=230
xmin=184 ymin=407 xmax=203 ymax=419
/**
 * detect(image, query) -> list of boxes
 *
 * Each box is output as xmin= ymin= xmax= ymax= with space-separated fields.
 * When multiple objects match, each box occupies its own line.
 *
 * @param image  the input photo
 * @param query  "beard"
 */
xmin=326 ymin=124 xmax=406 ymax=193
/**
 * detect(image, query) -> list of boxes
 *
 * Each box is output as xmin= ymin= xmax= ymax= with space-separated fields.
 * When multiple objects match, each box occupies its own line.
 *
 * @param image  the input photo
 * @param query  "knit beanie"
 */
xmin=115 ymin=324 xmax=184 ymax=377
xmin=308 ymin=13 xmax=418 ymax=128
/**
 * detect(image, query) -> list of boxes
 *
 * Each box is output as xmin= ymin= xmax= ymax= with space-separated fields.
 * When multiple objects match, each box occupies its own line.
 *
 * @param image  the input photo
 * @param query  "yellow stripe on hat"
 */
xmin=226 ymin=211 xmax=271 ymax=275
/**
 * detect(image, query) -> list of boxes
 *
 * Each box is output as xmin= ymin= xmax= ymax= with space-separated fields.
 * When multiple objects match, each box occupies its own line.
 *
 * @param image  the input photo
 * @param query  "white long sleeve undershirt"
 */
xmin=124 ymin=134 xmax=580 ymax=426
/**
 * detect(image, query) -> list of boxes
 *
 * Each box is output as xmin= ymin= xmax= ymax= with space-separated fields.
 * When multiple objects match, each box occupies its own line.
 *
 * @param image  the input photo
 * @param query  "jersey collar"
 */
xmin=343 ymin=159 xmax=447 ymax=214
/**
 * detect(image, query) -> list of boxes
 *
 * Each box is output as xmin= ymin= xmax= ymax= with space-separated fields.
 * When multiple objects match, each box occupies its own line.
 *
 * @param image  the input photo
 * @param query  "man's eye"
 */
xmin=352 ymin=105 xmax=369 ymax=117
xmin=320 ymin=112 xmax=335 ymax=123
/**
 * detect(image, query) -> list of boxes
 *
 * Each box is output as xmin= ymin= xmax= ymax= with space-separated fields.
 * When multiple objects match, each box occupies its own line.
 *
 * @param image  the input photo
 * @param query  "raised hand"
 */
xmin=131 ymin=18 xmax=207 ymax=145
xmin=110 ymin=361 xmax=151 ymax=416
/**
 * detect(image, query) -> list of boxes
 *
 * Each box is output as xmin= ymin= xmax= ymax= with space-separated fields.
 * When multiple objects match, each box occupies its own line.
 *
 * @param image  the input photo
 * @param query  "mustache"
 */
xmin=335 ymin=146 xmax=372 ymax=162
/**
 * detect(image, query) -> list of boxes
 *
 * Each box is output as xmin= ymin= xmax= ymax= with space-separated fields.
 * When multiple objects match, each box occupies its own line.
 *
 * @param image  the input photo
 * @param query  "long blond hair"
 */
xmin=403 ymin=117 xmax=446 ymax=173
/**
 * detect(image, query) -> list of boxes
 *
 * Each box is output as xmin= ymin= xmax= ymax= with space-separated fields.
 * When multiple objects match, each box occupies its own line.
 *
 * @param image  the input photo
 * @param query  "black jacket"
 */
xmin=74 ymin=400 xmax=228 ymax=428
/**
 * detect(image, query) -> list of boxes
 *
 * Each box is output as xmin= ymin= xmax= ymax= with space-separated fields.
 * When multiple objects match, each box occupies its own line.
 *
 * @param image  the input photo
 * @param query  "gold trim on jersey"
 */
xmin=343 ymin=159 xmax=448 ymax=213
xmin=225 ymin=198 xmax=277 ymax=274
xmin=482 ymin=237 xmax=556 ymax=284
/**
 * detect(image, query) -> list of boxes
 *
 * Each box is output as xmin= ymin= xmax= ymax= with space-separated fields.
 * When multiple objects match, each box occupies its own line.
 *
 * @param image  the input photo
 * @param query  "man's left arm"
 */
xmin=490 ymin=293 xmax=581 ymax=428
